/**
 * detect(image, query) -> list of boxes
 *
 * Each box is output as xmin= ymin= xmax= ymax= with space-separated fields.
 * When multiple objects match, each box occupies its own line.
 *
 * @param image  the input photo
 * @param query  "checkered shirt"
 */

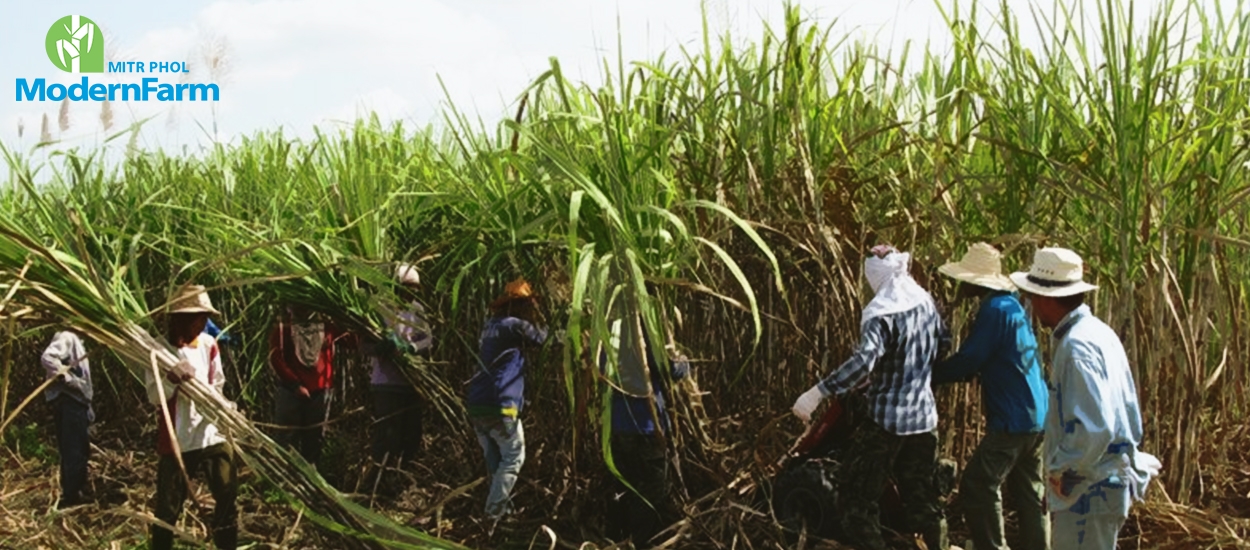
xmin=820 ymin=300 xmax=949 ymax=435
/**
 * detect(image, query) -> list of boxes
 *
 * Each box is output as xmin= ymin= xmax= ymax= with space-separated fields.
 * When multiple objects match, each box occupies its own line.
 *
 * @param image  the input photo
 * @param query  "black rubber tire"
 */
xmin=771 ymin=459 xmax=840 ymax=538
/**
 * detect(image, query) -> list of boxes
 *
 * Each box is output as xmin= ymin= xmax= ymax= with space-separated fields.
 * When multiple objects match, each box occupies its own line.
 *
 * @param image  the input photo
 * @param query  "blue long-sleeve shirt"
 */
xmin=932 ymin=291 xmax=1048 ymax=434
xmin=598 ymin=332 xmax=690 ymax=436
xmin=467 ymin=315 xmax=547 ymax=417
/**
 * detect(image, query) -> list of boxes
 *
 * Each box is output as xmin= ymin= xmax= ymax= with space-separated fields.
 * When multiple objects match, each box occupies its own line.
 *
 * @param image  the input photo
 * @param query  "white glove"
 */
xmin=792 ymin=385 xmax=828 ymax=422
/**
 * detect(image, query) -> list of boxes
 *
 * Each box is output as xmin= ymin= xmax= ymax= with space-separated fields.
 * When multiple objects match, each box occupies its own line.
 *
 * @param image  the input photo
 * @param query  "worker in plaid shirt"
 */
xmin=792 ymin=245 xmax=951 ymax=550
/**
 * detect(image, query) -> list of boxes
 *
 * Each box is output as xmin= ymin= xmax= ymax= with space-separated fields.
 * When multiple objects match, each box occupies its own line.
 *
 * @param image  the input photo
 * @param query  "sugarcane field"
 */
xmin=2 ymin=0 xmax=1250 ymax=549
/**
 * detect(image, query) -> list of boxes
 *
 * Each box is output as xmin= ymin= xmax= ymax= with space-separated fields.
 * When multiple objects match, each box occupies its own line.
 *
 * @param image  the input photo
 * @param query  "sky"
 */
xmin=0 ymin=0 xmax=1233 ymax=155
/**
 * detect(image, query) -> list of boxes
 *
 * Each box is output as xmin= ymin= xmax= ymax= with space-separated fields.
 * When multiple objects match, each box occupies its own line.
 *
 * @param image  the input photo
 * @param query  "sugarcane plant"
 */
xmin=0 ymin=143 xmax=469 ymax=550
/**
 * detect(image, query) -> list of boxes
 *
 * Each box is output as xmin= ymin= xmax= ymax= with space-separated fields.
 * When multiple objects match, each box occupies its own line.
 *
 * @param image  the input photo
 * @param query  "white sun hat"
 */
xmin=167 ymin=284 xmax=220 ymax=314
xmin=395 ymin=263 xmax=420 ymax=286
xmin=1009 ymin=247 xmax=1099 ymax=297
xmin=938 ymin=242 xmax=1015 ymax=292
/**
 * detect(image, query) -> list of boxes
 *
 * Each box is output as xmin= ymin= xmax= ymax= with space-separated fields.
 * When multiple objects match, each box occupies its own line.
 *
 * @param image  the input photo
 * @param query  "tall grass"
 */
xmin=2 ymin=0 xmax=1249 ymax=546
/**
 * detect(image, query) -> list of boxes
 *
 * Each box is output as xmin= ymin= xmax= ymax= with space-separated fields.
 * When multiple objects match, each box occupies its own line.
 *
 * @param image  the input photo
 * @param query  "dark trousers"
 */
xmin=961 ymin=431 xmax=1049 ymax=550
xmin=151 ymin=443 xmax=238 ymax=550
xmin=839 ymin=421 xmax=948 ymax=550
xmin=371 ymin=386 xmax=423 ymax=465
xmin=608 ymin=433 xmax=673 ymax=546
xmin=52 ymin=395 xmax=90 ymax=508
xmin=273 ymin=385 xmax=331 ymax=466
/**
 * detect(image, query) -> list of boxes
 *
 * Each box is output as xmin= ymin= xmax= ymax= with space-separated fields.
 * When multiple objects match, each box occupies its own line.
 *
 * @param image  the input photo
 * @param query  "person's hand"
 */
xmin=791 ymin=385 xmax=827 ymax=422
xmin=165 ymin=359 xmax=195 ymax=384
xmin=297 ymin=386 xmax=311 ymax=399
xmin=1050 ymin=470 xmax=1085 ymax=497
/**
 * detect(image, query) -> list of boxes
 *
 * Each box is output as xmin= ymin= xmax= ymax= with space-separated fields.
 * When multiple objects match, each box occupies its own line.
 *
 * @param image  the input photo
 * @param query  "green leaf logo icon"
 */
xmin=45 ymin=15 xmax=105 ymax=73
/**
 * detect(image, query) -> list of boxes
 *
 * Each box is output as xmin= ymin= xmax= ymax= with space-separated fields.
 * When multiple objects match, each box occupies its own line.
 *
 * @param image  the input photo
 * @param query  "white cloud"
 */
xmin=2 ymin=0 xmax=1226 ymax=153
xmin=319 ymin=86 xmax=412 ymax=126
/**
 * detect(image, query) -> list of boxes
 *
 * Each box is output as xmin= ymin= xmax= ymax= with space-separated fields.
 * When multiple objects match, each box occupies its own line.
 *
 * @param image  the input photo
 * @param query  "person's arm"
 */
xmin=41 ymin=333 xmax=70 ymax=381
xmin=509 ymin=317 xmax=548 ymax=347
xmin=268 ymin=324 xmax=301 ymax=387
xmin=144 ymin=355 xmax=179 ymax=405
xmin=819 ymin=318 xmax=889 ymax=397
xmin=211 ymin=340 xmax=226 ymax=395
xmin=932 ymin=301 xmax=1003 ymax=385
xmin=1046 ymin=342 xmax=1115 ymax=482
xmin=399 ymin=307 xmax=433 ymax=356
xmin=41 ymin=333 xmax=90 ymax=394
xmin=330 ymin=324 xmax=359 ymax=349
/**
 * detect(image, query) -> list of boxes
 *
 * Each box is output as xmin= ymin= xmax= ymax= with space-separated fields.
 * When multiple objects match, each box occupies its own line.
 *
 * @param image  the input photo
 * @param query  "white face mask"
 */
xmin=865 ymin=252 xmax=909 ymax=294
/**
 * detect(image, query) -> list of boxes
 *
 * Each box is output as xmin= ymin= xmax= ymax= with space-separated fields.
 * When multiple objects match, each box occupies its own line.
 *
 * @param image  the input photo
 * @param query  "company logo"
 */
xmin=19 ymin=15 xmax=219 ymax=102
xmin=46 ymin=15 xmax=104 ymax=73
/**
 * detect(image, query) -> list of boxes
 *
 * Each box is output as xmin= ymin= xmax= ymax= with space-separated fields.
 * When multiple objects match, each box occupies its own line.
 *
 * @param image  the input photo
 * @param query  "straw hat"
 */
xmin=938 ymin=242 xmax=1015 ymax=292
xmin=167 ymin=285 xmax=220 ymax=314
xmin=395 ymin=263 xmax=420 ymax=286
xmin=1009 ymin=247 xmax=1099 ymax=297
xmin=490 ymin=277 xmax=539 ymax=308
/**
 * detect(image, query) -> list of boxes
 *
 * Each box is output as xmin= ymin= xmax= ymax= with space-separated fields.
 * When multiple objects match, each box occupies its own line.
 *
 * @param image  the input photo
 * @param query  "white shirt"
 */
xmin=144 ymin=333 xmax=230 ymax=453
xmin=1044 ymin=305 xmax=1161 ymax=510
xmin=41 ymin=331 xmax=93 ymax=404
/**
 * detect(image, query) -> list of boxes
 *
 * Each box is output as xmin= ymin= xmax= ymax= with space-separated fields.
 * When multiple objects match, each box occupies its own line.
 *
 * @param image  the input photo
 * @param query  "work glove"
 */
xmin=166 ymin=359 xmax=196 ymax=384
xmin=791 ymin=384 xmax=828 ymax=422
xmin=389 ymin=332 xmax=415 ymax=355
xmin=375 ymin=332 xmax=412 ymax=357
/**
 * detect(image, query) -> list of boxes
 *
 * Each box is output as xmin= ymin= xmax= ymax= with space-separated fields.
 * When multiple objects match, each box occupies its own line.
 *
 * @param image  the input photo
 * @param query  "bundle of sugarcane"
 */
xmin=0 ymin=182 xmax=466 ymax=550
xmin=203 ymin=221 xmax=465 ymax=428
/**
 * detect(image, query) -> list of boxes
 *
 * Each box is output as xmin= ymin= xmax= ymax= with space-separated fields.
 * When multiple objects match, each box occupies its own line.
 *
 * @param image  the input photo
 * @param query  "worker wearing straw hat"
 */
xmin=466 ymin=277 xmax=547 ymax=530
xmin=145 ymin=284 xmax=239 ymax=550
xmin=791 ymin=245 xmax=951 ymax=550
xmin=40 ymin=329 xmax=94 ymax=510
xmin=1010 ymin=248 xmax=1162 ymax=550
xmin=932 ymin=243 xmax=1050 ymax=550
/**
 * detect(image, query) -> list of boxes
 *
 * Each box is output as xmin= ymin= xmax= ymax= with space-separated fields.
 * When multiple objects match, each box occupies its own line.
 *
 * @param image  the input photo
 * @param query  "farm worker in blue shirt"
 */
xmin=599 ymin=291 xmax=690 ymax=547
xmin=1010 ymin=248 xmax=1161 ymax=550
xmin=466 ymin=277 xmax=547 ymax=528
xmin=932 ymin=242 xmax=1050 ymax=550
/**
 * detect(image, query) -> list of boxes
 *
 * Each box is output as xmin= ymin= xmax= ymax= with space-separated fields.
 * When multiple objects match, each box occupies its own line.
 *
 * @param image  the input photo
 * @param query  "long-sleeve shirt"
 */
xmin=466 ymin=315 xmax=547 ymax=417
xmin=819 ymin=300 xmax=947 ymax=436
xmin=932 ymin=291 xmax=1048 ymax=434
xmin=41 ymin=331 xmax=93 ymax=405
xmin=598 ymin=330 xmax=690 ymax=436
xmin=144 ymin=333 xmax=230 ymax=454
xmin=269 ymin=321 xmax=354 ymax=392
xmin=369 ymin=301 xmax=432 ymax=387
xmin=1044 ymin=304 xmax=1161 ymax=510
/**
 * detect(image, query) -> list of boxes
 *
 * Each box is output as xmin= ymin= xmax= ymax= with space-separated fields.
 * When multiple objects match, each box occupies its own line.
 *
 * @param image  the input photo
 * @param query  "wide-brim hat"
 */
xmin=938 ymin=242 xmax=1015 ymax=292
xmin=167 ymin=284 xmax=220 ymax=314
xmin=490 ymin=277 xmax=539 ymax=308
xmin=1009 ymin=247 xmax=1099 ymax=297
